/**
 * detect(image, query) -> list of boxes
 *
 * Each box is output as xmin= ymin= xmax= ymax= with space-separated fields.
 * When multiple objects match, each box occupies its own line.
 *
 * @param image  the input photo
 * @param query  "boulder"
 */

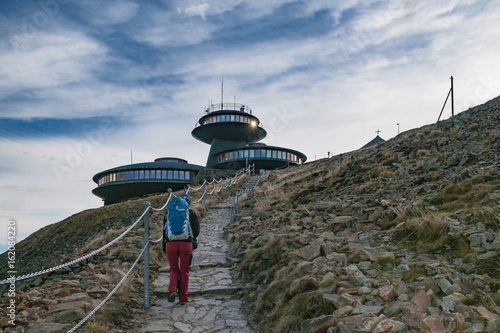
xmin=301 ymin=315 xmax=337 ymax=333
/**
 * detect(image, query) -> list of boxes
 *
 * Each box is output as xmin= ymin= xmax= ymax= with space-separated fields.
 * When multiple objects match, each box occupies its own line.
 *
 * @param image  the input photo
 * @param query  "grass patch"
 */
xmin=394 ymin=212 xmax=452 ymax=254
xmin=83 ymin=321 xmax=111 ymax=333
xmin=268 ymin=291 xmax=334 ymax=333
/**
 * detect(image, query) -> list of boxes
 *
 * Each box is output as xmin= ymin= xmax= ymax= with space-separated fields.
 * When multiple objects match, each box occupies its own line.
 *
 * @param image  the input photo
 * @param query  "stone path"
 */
xmin=135 ymin=193 xmax=258 ymax=333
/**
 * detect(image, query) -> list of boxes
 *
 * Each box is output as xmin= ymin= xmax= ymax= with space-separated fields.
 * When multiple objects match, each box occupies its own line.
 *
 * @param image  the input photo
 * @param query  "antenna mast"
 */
xmin=437 ymin=76 xmax=454 ymax=122
xmin=221 ymin=76 xmax=224 ymax=106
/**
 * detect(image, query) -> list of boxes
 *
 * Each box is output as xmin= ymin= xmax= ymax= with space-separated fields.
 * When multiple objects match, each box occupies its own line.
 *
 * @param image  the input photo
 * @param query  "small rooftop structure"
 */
xmin=361 ymin=134 xmax=385 ymax=149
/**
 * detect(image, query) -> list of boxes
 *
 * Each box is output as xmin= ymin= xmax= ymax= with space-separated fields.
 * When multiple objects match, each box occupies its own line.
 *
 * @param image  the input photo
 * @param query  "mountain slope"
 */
xmin=228 ymin=96 xmax=500 ymax=332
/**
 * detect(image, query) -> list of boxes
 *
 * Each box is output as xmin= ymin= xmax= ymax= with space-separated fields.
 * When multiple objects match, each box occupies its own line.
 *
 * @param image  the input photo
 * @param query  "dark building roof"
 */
xmin=361 ymin=135 xmax=385 ymax=149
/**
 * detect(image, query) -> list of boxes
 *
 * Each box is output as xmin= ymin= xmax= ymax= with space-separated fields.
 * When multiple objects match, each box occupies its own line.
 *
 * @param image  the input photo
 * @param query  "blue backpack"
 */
xmin=165 ymin=197 xmax=192 ymax=241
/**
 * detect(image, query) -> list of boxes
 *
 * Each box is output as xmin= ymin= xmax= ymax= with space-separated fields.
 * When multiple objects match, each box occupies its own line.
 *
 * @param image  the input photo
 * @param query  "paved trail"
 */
xmin=135 ymin=194 xmax=258 ymax=333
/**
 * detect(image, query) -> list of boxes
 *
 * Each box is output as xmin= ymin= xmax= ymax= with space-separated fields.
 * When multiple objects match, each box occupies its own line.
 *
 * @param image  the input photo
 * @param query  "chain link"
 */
xmin=67 ymin=241 xmax=149 ymax=333
xmin=0 ymin=207 xmax=151 ymax=285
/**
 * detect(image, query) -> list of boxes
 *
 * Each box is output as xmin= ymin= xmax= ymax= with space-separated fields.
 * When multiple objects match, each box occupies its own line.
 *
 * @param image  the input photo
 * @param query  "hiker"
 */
xmin=163 ymin=193 xmax=199 ymax=305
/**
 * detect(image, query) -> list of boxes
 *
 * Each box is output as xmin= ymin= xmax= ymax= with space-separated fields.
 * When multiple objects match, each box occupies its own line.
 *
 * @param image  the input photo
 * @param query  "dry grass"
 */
xmin=83 ymin=321 xmax=111 ymax=333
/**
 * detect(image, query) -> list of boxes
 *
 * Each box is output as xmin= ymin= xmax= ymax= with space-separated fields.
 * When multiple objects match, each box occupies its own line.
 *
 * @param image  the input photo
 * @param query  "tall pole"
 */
xmin=437 ymin=75 xmax=454 ymax=122
xmin=221 ymin=76 xmax=224 ymax=107
xmin=143 ymin=201 xmax=150 ymax=309
xmin=450 ymin=76 xmax=454 ymax=116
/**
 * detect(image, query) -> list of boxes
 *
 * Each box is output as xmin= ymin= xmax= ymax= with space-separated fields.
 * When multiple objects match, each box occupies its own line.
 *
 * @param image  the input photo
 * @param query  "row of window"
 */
xmin=98 ymin=169 xmax=191 ymax=186
xmin=202 ymin=114 xmax=257 ymax=126
xmin=217 ymin=149 xmax=301 ymax=164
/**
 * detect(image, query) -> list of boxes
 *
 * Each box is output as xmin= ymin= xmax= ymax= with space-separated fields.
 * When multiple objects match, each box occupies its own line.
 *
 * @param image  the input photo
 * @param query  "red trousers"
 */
xmin=165 ymin=241 xmax=193 ymax=302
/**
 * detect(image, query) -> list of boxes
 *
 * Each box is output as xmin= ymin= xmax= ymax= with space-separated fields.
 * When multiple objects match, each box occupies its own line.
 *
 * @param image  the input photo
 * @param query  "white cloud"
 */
xmin=185 ymin=3 xmax=210 ymax=20
xmin=131 ymin=8 xmax=216 ymax=47
xmin=87 ymin=0 xmax=139 ymax=26
xmin=0 ymin=31 xmax=108 ymax=109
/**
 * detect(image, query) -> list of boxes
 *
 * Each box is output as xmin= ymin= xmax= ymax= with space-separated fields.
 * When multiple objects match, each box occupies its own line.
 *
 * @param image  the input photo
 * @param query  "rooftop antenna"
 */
xmin=437 ymin=76 xmax=454 ymax=122
xmin=221 ymin=76 xmax=224 ymax=106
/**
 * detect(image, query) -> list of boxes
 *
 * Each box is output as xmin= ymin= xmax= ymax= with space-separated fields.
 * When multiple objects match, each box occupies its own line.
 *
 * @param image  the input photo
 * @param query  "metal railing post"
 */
xmin=230 ymin=203 xmax=234 ymax=223
xmin=203 ymin=182 xmax=206 ymax=210
xmin=143 ymin=201 xmax=151 ymax=309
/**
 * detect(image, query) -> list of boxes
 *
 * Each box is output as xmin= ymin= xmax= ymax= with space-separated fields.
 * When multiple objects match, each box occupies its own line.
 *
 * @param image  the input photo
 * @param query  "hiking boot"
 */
xmin=168 ymin=292 xmax=177 ymax=303
xmin=179 ymin=300 xmax=188 ymax=305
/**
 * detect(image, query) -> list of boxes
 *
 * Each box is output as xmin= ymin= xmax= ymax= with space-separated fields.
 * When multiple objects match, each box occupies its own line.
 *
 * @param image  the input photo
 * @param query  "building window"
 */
xmin=239 ymin=150 xmax=243 ymax=159
xmin=179 ymin=171 xmax=184 ymax=179
xmin=162 ymin=170 xmax=167 ymax=179
xmin=229 ymin=152 xmax=234 ymax=160
xmin=236 ymin=115 xmax=240 ymax=122
xmin=272 ymin=150 xmax=277 ymax=158
xmin=167 ymin=170 xmax=172 ymax=179
xmin=267 ymin=150 xmax=272 ymax=158
xmin=185 ymin=171 xmax=190 ymax=179
xmin=250 ymin=150 xmax=254 ymax=158
xmin=255 ymin=150 xmax=260 ymax=158
xmin=174 ymin=170 xmax=179 ymax=179
xmin=145 ymin=170 xmax=150 ymax=179
xmin=244 ymin=150 xmax=249 ymax=158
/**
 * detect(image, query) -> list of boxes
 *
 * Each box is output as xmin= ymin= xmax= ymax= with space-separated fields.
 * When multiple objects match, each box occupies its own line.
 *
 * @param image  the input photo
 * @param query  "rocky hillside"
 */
xmin=227 ymin=96 xmax=500 ymax=332
xmin=0 ymin=190 xmax=210 ymax=332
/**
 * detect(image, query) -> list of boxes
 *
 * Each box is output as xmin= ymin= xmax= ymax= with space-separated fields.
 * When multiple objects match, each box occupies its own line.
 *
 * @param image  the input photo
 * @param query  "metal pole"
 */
xmin=450 ymin=76 xmax=454 ymax=116
xmin=203 ymin=182 xmax=206 ymax=210
xmin=230 ymin=204 xmax=234 ymax=223
xmin=143 ymin=201 xmax=151 ymax=309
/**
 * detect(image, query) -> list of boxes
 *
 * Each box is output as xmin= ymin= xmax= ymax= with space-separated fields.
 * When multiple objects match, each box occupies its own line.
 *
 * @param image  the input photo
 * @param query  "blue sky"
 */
xmin=1 ymin=0 xmax=500 ymax=253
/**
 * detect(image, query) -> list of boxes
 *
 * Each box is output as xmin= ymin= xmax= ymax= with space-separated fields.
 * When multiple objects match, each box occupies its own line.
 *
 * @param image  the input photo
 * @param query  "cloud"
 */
xmin=185 ymin=3 xmax=210 ymax=20
xmin=79 ymin=0 xmax=139 ymax=26
xmin=130 ymin=7 xmax=216 ymax=47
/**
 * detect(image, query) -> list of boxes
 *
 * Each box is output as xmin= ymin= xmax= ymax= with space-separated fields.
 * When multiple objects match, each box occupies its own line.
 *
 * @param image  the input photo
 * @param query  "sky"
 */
xmin=1 ymin=0 xmax=500 ymax=254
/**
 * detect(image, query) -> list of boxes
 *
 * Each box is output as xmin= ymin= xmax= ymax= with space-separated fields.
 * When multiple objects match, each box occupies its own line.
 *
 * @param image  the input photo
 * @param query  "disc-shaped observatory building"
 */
xmin=92 ymin=102 xmax=306 ymax=205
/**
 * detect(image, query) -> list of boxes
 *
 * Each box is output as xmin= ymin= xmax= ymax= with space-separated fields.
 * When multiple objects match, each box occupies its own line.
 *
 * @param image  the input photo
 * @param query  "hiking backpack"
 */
xmin=165 ymin=197 xmax=192 ymax=241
